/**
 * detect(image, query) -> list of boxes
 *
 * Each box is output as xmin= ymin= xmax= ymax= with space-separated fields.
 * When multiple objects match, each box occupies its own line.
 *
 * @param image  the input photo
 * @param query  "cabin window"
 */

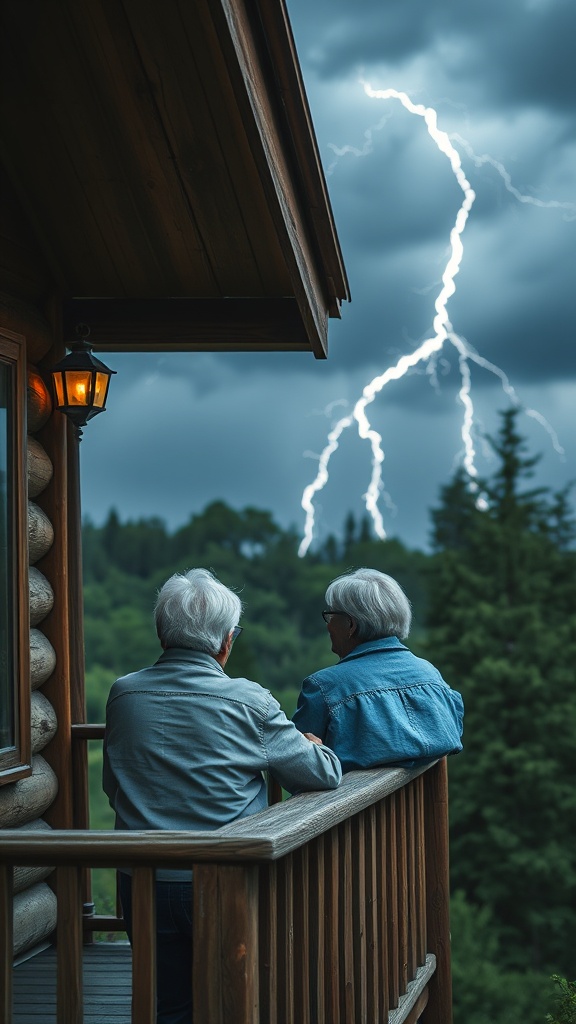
xmin=0 ymin=333 xmax=30 ymax=782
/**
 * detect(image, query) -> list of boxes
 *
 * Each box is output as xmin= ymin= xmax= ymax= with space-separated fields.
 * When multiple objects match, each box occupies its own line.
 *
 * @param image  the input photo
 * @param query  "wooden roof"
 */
xmin=0 ymin=0 xmax=349 ymax=357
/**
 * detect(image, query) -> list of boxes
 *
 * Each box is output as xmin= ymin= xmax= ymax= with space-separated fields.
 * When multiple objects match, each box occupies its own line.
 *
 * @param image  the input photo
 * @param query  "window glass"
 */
xmin=0 ymin=360 xmax=15 ymax=752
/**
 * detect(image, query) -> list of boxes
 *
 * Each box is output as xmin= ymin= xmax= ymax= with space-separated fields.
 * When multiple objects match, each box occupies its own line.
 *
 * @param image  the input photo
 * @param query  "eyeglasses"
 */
xmin=231 ymin=626 xmax=243 ymax=640
xmin=322 ymin=609 xmax=352 ymax=624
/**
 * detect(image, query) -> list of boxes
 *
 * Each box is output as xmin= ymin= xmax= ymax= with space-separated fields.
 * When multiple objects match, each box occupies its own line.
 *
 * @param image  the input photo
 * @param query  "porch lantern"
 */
xmin=51 ymin=326 xmax=116 ymax=440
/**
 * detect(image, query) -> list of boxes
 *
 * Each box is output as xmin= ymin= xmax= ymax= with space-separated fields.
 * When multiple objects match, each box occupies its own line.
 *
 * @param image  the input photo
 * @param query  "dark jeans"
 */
xmin=119 ymin=872 xmax=193 ymax=1024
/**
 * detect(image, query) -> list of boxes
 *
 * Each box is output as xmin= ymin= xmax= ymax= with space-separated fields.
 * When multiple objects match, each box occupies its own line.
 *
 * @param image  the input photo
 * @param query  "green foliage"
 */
xmin=450 ymin=891 xmax=554 ymax=1024
xmin=427 ymin=409 xmax=576 ymax=974
xmin=546 ymin=977 xmax=576 ymax=1024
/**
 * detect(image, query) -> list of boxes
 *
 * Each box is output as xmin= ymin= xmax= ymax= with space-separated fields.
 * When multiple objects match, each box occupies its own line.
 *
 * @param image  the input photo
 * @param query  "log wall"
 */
xmin=0 ymin=365 xmax=61 ymax=959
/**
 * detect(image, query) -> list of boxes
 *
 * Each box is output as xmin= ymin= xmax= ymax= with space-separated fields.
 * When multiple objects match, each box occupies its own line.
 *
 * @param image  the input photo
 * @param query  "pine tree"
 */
xmin=426 ymin=409 xmax=576 ymax=974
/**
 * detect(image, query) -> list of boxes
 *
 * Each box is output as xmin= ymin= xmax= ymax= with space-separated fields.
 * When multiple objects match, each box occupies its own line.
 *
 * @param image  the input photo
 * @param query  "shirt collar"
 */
xmin=156 ymin=647 xmax=226 ymax=675
xmin=340 ymin=635 xmax=408 ymax=663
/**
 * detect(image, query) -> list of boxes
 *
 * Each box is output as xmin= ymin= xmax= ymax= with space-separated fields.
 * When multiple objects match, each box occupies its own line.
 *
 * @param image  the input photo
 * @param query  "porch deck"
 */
xmin=13 ymin=944 xmax=131 ymax=1024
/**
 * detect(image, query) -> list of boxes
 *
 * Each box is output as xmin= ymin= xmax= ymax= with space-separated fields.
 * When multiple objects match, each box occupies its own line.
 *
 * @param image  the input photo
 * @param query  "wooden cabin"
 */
xmin=0 ymin=2 xmax=452 ymax=1021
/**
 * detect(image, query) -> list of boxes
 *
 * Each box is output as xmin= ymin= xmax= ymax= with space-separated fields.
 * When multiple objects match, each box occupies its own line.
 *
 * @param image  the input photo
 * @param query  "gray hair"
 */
xmin=325 ymin=567 xmax=412 ymax=642
xmin=154 ymin=568 xmax=242 ymax=654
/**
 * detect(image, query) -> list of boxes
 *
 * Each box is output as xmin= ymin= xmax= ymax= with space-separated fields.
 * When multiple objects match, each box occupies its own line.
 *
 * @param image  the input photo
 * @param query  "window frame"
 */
xmin=0 ymin=329 xmax=31 ymax=784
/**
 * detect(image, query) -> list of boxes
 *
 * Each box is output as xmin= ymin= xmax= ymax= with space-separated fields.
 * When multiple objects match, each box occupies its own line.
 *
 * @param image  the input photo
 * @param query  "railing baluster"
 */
xmin=416 ymin=774 xmax=427 ymax=968
xmin=397 ymin=786 xmax=409 ymax=995
xmin=387 ymin=791 xmax=400 ymax=1010
xmin=0 ymin=864 xmax=13 ymax=1024
xmin=293 ymin=844 xmax=310 ymax=1023
xmin=375 ymin=798 xmax=390 ymax=1022
xmin=131 ymin=866 xmax=156 ymax=1024
xmin=277 ymin=853 xmax=295 ymax=1023
xmin=352 ymin=812 xmax=367 ymax=1023
xmin=339 ymin=818 xmax=355 ymax=1021
xmin=56 ymin=865 xmax=84 ymax=1024
xmin=193 ymin=864 xmax=220 ymax=1021
xmin=322 ymin=827 xmax=340 ymax=1023
xmin=308 ymin=835 xmax=325 ymax=1023
xmin=423 ymin=758 xmax=453 ymax=1024
xmin=258 ymin=861 xmax=278 ymax=1024
xmin=363 ymin=805 xmax=379 ymax=1023
xmin=407 ymin=782 xmax=418 ymax=980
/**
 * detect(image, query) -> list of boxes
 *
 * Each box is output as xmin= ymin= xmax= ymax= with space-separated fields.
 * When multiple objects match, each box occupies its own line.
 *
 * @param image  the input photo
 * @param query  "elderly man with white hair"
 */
xmin=103 ymin=567 xmax=341 ymax=1024
xmin=293 ymin=567 xmax=464 ymax=773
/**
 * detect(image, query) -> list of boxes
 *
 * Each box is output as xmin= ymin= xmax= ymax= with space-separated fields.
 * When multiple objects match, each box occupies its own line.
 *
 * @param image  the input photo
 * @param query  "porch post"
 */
xmin=422 ymin=758 xmax=453 ymax=1024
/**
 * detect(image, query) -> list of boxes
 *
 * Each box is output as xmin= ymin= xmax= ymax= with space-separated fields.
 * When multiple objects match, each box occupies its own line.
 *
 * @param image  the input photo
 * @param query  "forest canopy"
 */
xmin=84 ymin=410 xmax=575 ymax=1024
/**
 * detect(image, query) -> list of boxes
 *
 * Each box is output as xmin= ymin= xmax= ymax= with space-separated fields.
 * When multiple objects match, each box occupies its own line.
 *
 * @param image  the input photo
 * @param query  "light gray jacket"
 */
xmin=103 ymin=648 xmax=341 ymax=877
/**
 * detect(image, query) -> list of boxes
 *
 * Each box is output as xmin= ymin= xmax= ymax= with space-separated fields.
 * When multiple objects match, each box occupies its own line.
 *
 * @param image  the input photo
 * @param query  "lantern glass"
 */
xmin=93 ymin=371 xmax=109 ymax=409
xmin=52 ymin=371 xmax=66 ymax=408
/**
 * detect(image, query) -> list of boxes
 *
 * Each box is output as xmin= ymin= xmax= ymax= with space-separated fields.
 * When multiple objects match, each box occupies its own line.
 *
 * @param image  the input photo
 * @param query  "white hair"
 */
xmin=325 ymin=567 xmax=412 ymax=642
xmin=154 ymin=568 xmax=242 ymax=654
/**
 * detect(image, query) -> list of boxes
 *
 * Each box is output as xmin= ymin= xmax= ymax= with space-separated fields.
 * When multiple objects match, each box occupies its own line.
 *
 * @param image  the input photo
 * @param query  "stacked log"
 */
xmin=0 ymin=367 xmax=61 ymax=958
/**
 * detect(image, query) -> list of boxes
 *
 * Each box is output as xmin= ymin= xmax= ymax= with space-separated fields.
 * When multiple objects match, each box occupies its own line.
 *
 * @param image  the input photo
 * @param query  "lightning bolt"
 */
xmin=298 ymin=83 xmax=567 ymax=557
xmin=452 ymin=134 xmax=576 ymax=220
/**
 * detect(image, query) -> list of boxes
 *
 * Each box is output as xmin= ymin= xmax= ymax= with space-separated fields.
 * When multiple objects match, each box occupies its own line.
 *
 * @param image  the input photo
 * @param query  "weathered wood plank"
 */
xmin=0 ymin=765 xmax=432 ymax=865
xmin=13 ymin=944 xmax=132 ymax=1024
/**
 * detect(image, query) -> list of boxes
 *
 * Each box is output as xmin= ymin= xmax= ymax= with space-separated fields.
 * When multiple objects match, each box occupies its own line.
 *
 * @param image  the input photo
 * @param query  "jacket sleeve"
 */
xmin=264 ymin=695 xmax=341 ymax=794
xmin=292 ymin=674 xmax=329 ymax=740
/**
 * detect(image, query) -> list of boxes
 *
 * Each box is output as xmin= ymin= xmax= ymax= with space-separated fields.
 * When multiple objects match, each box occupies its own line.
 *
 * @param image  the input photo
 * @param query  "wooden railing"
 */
xmin=1 ymin=759 xmax=452 ymax=1024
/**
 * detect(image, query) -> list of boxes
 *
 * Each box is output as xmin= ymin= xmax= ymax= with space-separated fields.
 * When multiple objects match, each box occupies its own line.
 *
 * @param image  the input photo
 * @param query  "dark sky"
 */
xmin=80 ymin=0 xmax=575 ymax=552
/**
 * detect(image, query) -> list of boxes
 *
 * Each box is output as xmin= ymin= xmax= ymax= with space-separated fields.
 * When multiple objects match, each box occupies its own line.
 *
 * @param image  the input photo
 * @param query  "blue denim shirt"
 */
xmin=292 ymin=636 xmax=463 ymax=773
xmin=103 ymin=648 xmax=341 ymax=878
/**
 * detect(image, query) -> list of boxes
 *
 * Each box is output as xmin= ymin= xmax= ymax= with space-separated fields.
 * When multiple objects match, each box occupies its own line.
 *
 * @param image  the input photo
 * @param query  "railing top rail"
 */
xmin=0 ymin=762 xmax=433 ymax=868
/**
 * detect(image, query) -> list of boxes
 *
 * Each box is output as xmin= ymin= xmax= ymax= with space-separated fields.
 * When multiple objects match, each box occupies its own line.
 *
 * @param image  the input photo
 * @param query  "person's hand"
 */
xmin=303 ymin=732 xmax=324 ymax=745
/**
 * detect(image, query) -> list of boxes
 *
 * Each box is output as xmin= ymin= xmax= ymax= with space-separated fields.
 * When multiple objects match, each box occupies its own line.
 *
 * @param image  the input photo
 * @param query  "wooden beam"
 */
xmin=62 ymin=296 xmax=312 ymax=352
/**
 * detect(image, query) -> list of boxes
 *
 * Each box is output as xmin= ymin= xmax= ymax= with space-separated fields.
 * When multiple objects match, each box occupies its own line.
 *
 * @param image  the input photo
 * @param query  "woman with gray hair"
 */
xmin=293 ymin=568 xmax=463 ymax=773
xmin=104 ymin=568 xmax=341 ymax=1024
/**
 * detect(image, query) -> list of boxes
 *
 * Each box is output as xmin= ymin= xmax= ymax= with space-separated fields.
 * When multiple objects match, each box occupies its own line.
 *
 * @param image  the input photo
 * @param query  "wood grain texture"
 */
xmin=29 ymin=629 xmax=56 ymax=690
xmin=30 ymin=691 xmax=58 ymax=755
xmin=0 ymin=756 xmax=58 ymax=828
xmin=26 ymin=438 xmax=53 ymax=498
xmin=56 ymin=866 xmax=83 ymax=1022
xmin=27 ymin=501 xmax=54 ymax=565
xmin=26 ymin=368 xmax=52 ymax=434
xmin=13 ymin=881 xmax=57 ymax=957
xmin=130 ymin=868 xmax=156 ymax=1024
xmin=423 ymin=759 xmax=452 ymax=1024
xmin=28 ymin=568 xmax=54 ymax=627
xmin=0 ymin=765 xmax=433 ymax=865
xmin=193 ymin=864 xmax=259 ymax=1024
xmin=258 ymin=861 xmax=278 ymax=1024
